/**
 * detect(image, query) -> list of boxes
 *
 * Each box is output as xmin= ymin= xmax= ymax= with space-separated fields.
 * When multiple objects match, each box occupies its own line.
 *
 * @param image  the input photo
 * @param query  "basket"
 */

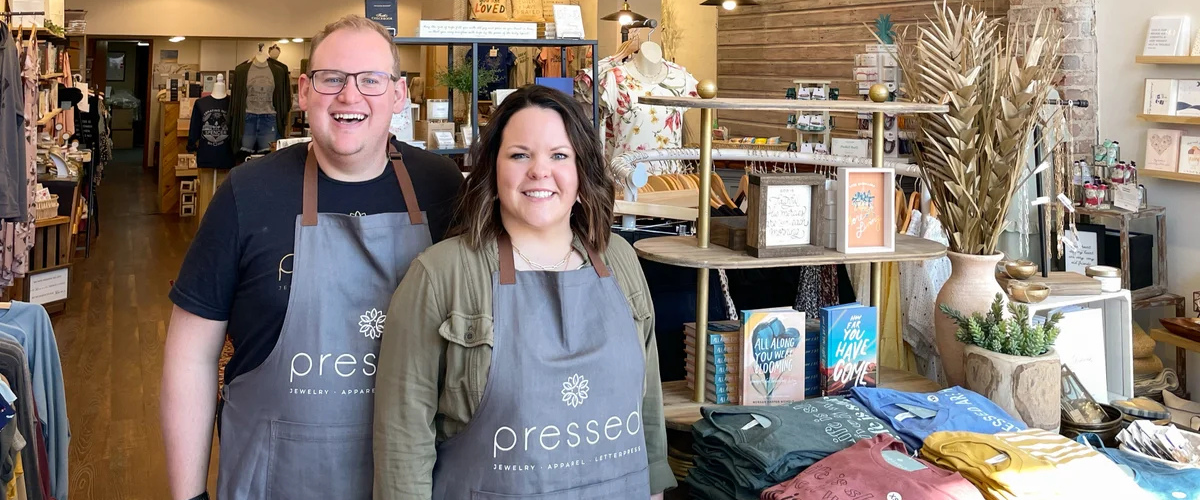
xmin=34 ymin=195 xmax=59 ymax=221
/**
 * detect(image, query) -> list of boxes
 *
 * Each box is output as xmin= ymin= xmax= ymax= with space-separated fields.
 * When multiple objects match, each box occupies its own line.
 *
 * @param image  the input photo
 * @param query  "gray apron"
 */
xmin=431 ymin=234 xmax=652 ymax=499
xmin=217 ymin=143 xmax=432 ymax=500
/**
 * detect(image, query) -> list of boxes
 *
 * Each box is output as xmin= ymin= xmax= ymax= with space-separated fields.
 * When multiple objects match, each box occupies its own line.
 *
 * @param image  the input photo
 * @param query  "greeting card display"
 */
xmin=1145 ymin=128 xmax=1182 ymax=172
xmin=740 ymin=307 xmax=807 ymax=405
xmin=1177 ymin=80 xmax=1200 ymax=117
xmin=819 ymin=303 xmax=878 ymax=396
xmin=1180 ymin=136 xmax=1200 ymax=175
xmin=836 ymin=167 xmax=895 ymax=254
xmin=1144 ymin=79 xmax=1178 ymax=116
xmin=1142 ymin=16 xmax=1191 ymax=57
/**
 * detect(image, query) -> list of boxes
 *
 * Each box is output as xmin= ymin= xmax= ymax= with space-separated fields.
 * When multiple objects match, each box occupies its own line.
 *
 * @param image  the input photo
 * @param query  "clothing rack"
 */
xmin=1034 ymin=98 xmax=1090 ymax=277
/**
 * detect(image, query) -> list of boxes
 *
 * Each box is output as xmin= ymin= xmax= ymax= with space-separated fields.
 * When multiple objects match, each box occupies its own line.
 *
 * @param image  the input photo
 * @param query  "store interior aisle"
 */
xmin=49 ymin=150 xmax=217 ymax=498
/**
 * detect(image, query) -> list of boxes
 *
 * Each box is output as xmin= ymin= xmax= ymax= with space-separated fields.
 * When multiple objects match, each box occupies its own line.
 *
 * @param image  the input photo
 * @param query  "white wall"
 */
xmin=1097 ymin=0 xmax=1200 ymax=396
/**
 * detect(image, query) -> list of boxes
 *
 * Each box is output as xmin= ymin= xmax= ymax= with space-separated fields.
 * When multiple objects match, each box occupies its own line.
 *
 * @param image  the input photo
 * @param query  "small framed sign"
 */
xmin=28 ymin=267 xmax=69 ymax=305
xmin=428 ymin=99 xmax=450 ymax=121
xmin=836 ymin=167 xmax=895 ymax=254
xmin=552 ymin=5 xmax=585 ymax=39
xmin=745 ymin=173 xmax=825 ymax=258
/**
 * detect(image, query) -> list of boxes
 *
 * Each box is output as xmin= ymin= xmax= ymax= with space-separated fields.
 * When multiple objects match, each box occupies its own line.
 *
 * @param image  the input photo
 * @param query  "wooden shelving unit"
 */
xmin=1136 ymin=55 xmax=1200 ymax=65
xmin=1137 ymin=114 xmax=1200 ymax=125
xmin=637 ymin=91 xmax=948 ymax=414
xmin=1139 ymin=169 xmax=1200 ymax=183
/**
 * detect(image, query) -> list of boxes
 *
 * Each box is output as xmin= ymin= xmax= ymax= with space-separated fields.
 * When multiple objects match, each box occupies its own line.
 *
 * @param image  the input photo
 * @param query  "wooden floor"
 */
xmin=51 ymin=149 xmax=216 ymax=499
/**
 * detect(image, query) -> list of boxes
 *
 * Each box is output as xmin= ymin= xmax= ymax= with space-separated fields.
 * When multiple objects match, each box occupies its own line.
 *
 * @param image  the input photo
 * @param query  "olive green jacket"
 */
xmin=373 ymin=234 xmax=676 ymax=499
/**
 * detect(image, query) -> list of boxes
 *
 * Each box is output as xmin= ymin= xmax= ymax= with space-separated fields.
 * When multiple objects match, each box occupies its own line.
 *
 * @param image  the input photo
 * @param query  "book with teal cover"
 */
xmin=819 ymin=303 xmax=878 ymax=396
xmin=740 ymin=307 xmax=807 ymax=405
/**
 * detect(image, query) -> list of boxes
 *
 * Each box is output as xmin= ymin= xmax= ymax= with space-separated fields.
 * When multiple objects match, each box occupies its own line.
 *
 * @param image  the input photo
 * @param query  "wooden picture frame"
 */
xmin=837 ymin=167 xmax=895 ymax=254
xmin=1054 ymin=222 xmax=1106 ymax=273
xmin=745 ymin=172 xmax=825 ymax=258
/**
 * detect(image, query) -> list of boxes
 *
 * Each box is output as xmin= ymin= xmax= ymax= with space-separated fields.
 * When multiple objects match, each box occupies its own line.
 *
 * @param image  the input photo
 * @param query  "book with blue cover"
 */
xmin=740 ymin=307 xmax=807 ymax=405
xmin=819 ymin=303 xmax=878 ymax=396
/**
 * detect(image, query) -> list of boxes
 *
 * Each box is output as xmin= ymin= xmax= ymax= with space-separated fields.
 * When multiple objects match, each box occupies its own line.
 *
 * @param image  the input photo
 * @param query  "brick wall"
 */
xmin=1010 ymin=0 xmax=1099 ymax=153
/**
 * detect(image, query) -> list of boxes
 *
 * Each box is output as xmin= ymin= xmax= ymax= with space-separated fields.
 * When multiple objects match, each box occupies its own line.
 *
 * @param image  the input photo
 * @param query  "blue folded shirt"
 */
xmin=851 ymin=385 xmax=1026 ymax=451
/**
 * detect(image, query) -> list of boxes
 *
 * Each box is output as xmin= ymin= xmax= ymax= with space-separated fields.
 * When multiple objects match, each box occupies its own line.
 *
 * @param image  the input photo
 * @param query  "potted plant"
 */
xmin=434 ymin=63 xmax=498 ymax=124
xmin=941 ymin=294 xmax=1063 ymax=430
xmin=886 ymin=3 xmax=1063 ymax=386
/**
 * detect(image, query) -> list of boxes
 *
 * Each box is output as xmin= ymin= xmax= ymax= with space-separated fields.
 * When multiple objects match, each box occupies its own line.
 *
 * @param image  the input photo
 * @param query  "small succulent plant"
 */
xmin=940 ymin=293 xmax=1063 ymax=357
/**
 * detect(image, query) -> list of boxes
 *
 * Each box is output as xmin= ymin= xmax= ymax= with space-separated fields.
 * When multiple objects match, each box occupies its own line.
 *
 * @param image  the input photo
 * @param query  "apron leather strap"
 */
xmin=498 ymin=233 xmax=518 ymax=285
xmin=497 ymin=233 xmax=610 ymax=285
xmin=300 ymin=140 xmax=426 ymax=226
xmin=389 ymin=141 xmax=425 ymax=225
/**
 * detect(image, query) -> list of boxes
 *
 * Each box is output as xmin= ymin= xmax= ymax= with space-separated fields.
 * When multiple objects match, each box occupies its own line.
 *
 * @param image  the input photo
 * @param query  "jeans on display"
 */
xmin=241 ymin=113 xmax=277 ymax=152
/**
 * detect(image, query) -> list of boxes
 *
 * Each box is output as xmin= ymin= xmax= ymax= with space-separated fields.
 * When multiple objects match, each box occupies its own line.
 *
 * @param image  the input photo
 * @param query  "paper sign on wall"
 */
xmin=28 ymin=268 xmax=68 ymax=305
xmin=418 ymin=20 xmax=538 ymax=40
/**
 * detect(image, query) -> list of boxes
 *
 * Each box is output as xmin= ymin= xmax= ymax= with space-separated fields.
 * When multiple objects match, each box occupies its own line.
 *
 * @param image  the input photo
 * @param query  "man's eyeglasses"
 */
xmin=307 ymin=70 xmax=398 ymax=96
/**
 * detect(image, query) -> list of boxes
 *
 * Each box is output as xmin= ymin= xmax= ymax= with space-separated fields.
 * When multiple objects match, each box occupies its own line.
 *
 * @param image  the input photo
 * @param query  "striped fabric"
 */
xmin=922 ymin=429 xmax=1154 ymax=500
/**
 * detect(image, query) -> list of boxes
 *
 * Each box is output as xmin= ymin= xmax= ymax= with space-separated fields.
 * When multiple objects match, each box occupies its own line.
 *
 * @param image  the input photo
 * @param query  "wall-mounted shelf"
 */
xmin=1137 ymin=114 xmax=1200 ymax=125
xmin=1136 ymin=55 xmax=1200 ymax=65
xmin=1138 ymin=169 xmax=1200 ymax=183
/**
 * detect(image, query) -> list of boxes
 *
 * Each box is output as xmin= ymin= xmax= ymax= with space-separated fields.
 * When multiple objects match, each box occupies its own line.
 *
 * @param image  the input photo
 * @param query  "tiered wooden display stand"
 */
xmin=636 ymin=83 xmax=947 ymax=492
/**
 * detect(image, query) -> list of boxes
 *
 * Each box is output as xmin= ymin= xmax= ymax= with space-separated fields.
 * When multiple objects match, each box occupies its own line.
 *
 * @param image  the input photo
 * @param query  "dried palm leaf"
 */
xmin=883 ymin=1 xmax=1061 ymax=255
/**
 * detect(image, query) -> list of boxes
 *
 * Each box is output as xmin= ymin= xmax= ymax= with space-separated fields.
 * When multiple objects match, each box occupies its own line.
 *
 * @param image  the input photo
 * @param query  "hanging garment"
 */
xmin=0 ymin=338 xmax=45 ymax=500
xmin=464 ymin=45 xmax=516 ymax=99
xmin=898 ymin=210 xmax=951 ymax=384
xmin=922 ymin=429 xmax=1153 ymax=500
xmin=430 ymin=234 xmax=651 ymax=498
xmin=597 ymin=62 xmax=698 ymax=161
xmin=761 ymin=434 xmax=985 ymax=500
xmin=0 ymin=24 xmax=27 ymax=222
xmin=792 ymin=266 xmax=821 ymax=320
xmin=536 ymin=46 xmax=574 ymax=77
xmin=574 ymin=55 xmax=620 ymax=122
xmin=851 ymin=386 xmax=1026 ymax=452
xmin=0 ymin=303 xmax=66 ymax=500
xmin=216 ymin=144 xmax=432 ymax=500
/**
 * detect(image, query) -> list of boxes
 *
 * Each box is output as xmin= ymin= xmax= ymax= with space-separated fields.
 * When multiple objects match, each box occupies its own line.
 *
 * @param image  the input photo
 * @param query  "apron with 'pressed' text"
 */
xmin=217 ymin=142 xmax=432 ymax=499
xmin=431 ymin=233 xmax=652 ymax=499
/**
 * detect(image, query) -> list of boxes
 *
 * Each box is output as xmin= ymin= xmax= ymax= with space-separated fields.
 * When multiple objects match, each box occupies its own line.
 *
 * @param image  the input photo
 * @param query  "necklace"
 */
xmin=514 ymin=245 xmax=574 ymax=271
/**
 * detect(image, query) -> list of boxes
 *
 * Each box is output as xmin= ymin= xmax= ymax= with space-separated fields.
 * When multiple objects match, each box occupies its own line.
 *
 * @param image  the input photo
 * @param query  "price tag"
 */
xmin=1114 ymin=184 xmax=1141 ymax=212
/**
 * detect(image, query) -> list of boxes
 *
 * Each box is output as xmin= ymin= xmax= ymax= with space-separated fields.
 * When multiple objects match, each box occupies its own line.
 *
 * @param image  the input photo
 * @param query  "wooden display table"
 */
xmin=662 ymin=366 xmax=939 ymax=431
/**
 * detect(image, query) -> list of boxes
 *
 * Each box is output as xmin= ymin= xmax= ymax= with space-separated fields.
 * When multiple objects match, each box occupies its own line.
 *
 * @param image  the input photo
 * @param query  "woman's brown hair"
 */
xmin=451 ymin=85 xmax=615 ymax=252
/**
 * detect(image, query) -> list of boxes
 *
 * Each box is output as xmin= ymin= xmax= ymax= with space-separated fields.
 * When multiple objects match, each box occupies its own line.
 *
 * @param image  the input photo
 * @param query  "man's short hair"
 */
xmin=309 ymin=15 xmax=402 ymax=78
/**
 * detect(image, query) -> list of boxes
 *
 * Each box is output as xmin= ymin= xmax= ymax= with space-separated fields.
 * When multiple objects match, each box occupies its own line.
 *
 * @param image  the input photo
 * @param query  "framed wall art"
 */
xmin=836 ymin=167 xmax=895 ymax=254
xmin=745 ymin=172 xmax=825 ymax=258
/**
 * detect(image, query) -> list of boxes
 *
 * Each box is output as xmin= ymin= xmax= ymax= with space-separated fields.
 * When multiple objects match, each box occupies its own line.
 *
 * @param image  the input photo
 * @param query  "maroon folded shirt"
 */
xmin=761 ymin=433 xmax=984 ymax=500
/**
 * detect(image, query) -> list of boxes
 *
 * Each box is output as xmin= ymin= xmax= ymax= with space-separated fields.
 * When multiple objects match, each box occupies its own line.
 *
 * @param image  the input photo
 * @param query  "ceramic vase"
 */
xmin=963 ymin=345 xmax=1061 ymax=431
xmin=934 ymin=251 xmax=1005 ymax=387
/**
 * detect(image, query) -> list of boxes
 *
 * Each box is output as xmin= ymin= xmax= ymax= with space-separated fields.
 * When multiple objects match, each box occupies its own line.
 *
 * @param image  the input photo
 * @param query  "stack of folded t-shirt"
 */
xmin=760 ymin=433 xmax=985 ymax=500
xmin=686 ymin=396 xmax=896 ymax=500
xmin=851 ymin=386 xmax=1026 ymax=451
xmin=922 ymin=428 xmax=1154 ymax=500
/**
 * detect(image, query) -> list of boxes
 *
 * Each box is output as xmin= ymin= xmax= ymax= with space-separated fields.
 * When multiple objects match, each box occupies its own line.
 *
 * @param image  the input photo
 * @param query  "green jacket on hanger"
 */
xmin=229 ymin=58 xmax=292 ymax=154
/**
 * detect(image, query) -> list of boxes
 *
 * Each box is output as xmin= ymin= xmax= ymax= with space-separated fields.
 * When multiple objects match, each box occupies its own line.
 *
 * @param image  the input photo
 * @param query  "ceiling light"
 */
xmin=137 ymin=42 xmax=149 ymax=47
xmin=292 ymin=38 xmax=303 ymax=43
xmin=168 ymin=36 xmax=185 ymax=42
xmin=700 ymin=0 xmax=759 ymax=9
xmin=277 ymin=38 xmax=289 ymax=44
xmin=602 ymin=2 xmax=646 ymax=26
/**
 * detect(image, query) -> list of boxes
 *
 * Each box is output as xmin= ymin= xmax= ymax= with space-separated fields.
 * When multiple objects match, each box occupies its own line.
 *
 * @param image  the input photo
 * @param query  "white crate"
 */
xmin=1025 ymin=290 xmax=1133 ymax=404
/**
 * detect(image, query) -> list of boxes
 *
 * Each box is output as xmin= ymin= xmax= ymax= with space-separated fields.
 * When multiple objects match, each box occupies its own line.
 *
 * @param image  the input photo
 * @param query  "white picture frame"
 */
xmin=836 ymin=167 xmax=896 ymax=254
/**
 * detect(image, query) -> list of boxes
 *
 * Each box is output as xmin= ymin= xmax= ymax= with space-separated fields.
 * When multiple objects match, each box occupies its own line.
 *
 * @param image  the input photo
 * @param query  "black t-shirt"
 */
xmin=187 ymin=96 xmax=235 ymax=169
xmin=169 ymin=139 xmax=462 ymax=384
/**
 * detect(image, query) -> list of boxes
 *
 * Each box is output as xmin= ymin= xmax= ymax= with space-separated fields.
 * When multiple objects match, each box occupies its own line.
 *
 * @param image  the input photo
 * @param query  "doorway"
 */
xmin=87 ymin=37 xmax=153 ymax=168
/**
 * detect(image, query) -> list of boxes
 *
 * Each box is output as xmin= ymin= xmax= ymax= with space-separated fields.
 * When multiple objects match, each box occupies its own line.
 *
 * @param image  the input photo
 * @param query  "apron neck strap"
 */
xmin=301 ymin=140 xmax=426 ymax=226
xmin=497 ymin=233 xmax=610 ymax=285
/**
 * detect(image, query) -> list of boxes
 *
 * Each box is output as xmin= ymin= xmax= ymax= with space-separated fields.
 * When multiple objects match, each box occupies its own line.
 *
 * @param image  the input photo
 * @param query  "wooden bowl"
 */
xmin=1004 ymin=260 xmax=1039 ymax=280
xmin=1160 ymin=317 xmax=1200 ymax=343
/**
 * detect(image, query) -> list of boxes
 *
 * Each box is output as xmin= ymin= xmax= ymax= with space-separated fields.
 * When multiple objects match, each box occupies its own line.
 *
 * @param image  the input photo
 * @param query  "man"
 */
xmin=160 ymin=15 xmax=462 ymax=500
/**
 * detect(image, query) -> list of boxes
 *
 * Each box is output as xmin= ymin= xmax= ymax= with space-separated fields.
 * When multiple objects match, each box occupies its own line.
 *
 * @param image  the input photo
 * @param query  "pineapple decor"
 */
xmin=874 ymin=15 xmax=896 ymax=45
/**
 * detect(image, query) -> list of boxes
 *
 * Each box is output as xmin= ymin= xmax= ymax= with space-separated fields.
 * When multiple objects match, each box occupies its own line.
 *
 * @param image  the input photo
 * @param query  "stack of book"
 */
xmin=684 ymin=320 xmax=741 ymax=404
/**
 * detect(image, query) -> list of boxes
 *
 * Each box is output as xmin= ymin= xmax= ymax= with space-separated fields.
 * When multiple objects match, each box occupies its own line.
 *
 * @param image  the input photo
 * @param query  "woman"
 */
xmin=373 ymin=85 xmax=674 ymax=499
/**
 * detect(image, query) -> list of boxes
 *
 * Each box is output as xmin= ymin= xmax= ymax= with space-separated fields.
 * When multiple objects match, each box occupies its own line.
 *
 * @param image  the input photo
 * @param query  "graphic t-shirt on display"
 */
xmin=597 ymin=62 xmax=698 ymax=162
xmin=762 ymin=434 xmax=985 ymax=500
xmin=245 ymin=61 xmax=276 ymax=115
xmin=187 ymin=95 xmax=234 ymax=169
xmin=537 ymin=47 xmax=575 ymax=77
xmin=466 ymin=45 xmax=516 ymax=99
xmin=851 ymin=386 xmax=1026 ymax=451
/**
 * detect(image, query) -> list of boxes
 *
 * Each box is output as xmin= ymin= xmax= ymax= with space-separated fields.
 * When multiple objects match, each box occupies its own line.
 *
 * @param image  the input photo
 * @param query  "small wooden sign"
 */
xmin=837 ymin=167 xmax=895 ymax=254
xmin=746 ymin=173 xmax=825 ymax=258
